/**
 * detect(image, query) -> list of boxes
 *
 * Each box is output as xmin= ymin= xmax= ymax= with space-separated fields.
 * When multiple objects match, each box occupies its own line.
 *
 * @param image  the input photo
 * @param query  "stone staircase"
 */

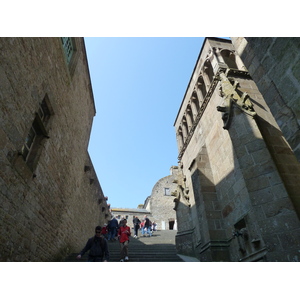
xmin=64 ymin=230 xmax=184 ymax=262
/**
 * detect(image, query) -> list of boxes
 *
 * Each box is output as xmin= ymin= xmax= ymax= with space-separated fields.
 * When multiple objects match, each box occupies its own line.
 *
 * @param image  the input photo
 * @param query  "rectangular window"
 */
xmin=164 ymin=188 xmax=170 ymax=196
xmin=21 ymin=126 xmax=36 ymax=161
xmin=21 ymin=95 xmax=52 ymax=171
xmin=61 ymin=37 xmax=75 ymax=64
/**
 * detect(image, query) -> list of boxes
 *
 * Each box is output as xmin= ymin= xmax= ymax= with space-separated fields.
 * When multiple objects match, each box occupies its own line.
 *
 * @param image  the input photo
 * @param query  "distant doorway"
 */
xmin=169 ymin=218 xmax=175 ymax=230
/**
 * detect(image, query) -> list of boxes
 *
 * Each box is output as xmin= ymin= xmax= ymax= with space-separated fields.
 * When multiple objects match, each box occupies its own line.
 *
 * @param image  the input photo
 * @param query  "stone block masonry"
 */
xmin=0 ymin=38 xmax=110 ymax=261
xmin=173 ymin=37 xmax=300 ymax=261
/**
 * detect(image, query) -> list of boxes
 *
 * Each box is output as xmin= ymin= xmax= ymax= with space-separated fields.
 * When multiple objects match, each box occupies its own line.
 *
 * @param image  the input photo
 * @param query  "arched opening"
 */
xmin=182 ymin=116 xmax=188 ymax=141
xmin=186 ymin=104 xmax=194 ymax=128
xmin=221 ymin=50 xmax=239 ymax=69
xmin=203 ymin=59 xmax=214 ymax=88
xmin=197 ymin=75 xmax=207 ymax=101
xmin=191 ymin=90 xmax=200 ymax=115
xmin=177 ymin=127 xmax=184 ymax=150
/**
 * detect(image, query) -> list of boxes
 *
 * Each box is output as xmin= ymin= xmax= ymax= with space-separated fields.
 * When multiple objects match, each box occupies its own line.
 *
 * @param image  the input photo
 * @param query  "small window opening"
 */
xmin=21 ymin=95 xmax=52 ymax=171
xmin=164 ymin=188 xmax=170 ymax=196
xmin=169 ymin=218 xmax=175 ymax=230
xmin=61 ymin=37 xmax=75 ymax=64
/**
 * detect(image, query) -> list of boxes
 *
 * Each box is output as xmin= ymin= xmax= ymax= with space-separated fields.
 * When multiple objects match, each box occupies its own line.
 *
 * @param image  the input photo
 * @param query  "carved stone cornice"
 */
xmin=178 ymin=72 xmax=220 ymax=160
xmin=177 ymin=67 xmax=253 ymax=160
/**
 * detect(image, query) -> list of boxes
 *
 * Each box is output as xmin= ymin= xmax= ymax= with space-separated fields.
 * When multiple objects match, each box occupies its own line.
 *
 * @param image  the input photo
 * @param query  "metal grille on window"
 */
xmin=61 ymin=37 xmax=74 ymax=64
xmin=38 ymin=98 xmax=51 ymax=121
xmin=21 ymin=127 xmax=37 ymax=161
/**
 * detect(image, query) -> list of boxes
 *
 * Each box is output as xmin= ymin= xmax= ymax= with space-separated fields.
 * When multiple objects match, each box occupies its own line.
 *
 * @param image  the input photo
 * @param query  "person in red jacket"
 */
xmin=118 ymin=219 xmax=131 ymax=262
xmin=101 ymin=224 xmax=108 ymax=240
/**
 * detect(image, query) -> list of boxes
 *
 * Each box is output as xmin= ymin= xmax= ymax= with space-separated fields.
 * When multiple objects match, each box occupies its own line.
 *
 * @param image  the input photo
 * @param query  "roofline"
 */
xmin=82 ymin=37 xmax=96 ymax=116
xmin=173 ymin=37 xmax=232 ymax=126
xmin=111 ymin=207 xmax=150 ymax=213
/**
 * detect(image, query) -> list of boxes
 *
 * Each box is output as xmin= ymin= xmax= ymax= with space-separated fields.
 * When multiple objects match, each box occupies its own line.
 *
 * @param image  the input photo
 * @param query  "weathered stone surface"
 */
xmin=0 ymin=38 xmax=110 ymax=262
xmin=174 ymin=37 xmax=300 ymax=261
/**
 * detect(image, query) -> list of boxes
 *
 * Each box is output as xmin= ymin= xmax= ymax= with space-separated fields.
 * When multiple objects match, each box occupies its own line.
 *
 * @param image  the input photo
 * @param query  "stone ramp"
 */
xmin=64 ymin=230 xmax=184 ymax=262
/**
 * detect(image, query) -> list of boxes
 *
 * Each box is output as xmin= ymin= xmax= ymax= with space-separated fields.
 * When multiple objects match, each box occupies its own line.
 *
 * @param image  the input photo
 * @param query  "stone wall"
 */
xmin=0 ymin=38 xmax=110 ymax=261
xmin=231 ymin=37 xmax=300 ymax=160
xmin=231 ymin=36 xmax=300 ymax=232
xmin=144 ymin=166 xmax=178 ymax=230
xmin=111 ymin=167 xmax=178 ymax=231
xmin=173 ymin=37 xmax=300 ymax=261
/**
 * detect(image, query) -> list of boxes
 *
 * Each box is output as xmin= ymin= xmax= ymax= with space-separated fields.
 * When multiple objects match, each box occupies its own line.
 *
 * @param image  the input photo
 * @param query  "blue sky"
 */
xmin=84 ymin=37 xmax=205 ymax=208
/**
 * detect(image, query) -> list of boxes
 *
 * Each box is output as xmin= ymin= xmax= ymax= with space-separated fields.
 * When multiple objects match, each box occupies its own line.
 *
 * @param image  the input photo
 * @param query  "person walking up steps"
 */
xmin=76 ymin=226 xmax=109 ymax=262
xmin=107 ymin=217 xmax=118 ymax=241
xmin=118 ymin=219 xmax=131 ymax=262
xmin=133 ymin=215 xmax=141 ymax=238
xmin=143 ymin=215 xmax=152 ymax=237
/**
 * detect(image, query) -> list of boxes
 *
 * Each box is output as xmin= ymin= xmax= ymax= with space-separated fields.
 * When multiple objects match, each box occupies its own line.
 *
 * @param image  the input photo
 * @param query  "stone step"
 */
xmin=65 ymin=253 xmax=183 ymax=262
xmin=64 ymin=230 xmax=183 ymax=262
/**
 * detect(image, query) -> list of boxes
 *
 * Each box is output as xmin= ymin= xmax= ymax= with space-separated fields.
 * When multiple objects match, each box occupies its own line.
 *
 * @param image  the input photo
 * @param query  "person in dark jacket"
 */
xmin=143 ymin=215 xmax=152 ymax=237
xmin=133 ymin=216 xmax=141 ymax=238
xmin=76 ymin=226 xmax=109 ymax=262
xmin=107 ymin=217 xmax=119 ymax=241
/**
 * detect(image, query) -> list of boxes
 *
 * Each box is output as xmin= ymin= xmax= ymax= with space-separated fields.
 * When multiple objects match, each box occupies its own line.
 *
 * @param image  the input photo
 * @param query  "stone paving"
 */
xmin=64 ymin=230 xmax=198 ymax=262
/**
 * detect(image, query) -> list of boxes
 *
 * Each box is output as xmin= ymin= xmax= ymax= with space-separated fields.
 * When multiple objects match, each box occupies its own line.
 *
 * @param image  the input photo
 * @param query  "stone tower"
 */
xmin=144 ymin=166 xmax=178 ymax=230
xmin=173 ymin=37 xmax=300 ymax=262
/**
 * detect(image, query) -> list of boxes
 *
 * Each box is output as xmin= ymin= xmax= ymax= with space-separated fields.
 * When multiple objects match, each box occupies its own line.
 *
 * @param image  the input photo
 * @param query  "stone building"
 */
xmin=111 ymin=166 xmax=178 ymax=230
xmin=144 ymin=166 xmax=178 ymax=230
xmin=173 ymin=37 xmax=300 ymax=262
xmin=110 ymin=207 xmax=151 ymax=228
xmin=0 ymin=38 xmax=110 ymax=262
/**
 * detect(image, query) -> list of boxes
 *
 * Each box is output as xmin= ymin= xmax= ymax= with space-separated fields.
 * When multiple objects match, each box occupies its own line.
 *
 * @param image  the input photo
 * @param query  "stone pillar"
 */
xmin=216 ymin=70 xmax=300 ymax=261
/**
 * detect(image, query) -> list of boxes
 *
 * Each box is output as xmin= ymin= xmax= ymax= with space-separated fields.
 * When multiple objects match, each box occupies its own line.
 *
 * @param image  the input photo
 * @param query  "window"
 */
xmin=21 ymin=95 xmax=52 ymax=171
xmin=61 ymin=37 xmax=75 ymax=64
xmin=164 ymin=188 xmax=170 ymax=196
xmin=61 ymin=37 xmax=78 ymax=76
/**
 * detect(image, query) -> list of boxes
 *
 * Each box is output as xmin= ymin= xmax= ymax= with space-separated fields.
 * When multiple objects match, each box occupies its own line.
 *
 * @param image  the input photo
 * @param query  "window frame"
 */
xmin=21 ymin=95 xmax=52 ymax=171
xmin=61 ymin=37 xmax=79 ymax=77
xmin=164 ymin=188 xmax=171 ymax=196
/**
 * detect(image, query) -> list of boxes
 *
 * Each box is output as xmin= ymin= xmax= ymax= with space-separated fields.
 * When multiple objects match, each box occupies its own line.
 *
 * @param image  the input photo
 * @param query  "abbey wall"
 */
xmin=2 ymin=37 xmax=299 ymax=262
xmin=232 ymin=37 xmax=300 ymax=160
xmin=232 ymin=38 xmax=300 ymax=216
xmin=0 ymin=38 xmax=110 ymax=261
xmin=173 ymin=37 xmax=300 ymax=261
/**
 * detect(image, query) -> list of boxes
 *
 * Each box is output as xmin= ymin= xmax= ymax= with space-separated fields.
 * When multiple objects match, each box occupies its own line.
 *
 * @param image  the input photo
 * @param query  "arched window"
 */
xmin=191 ymin=91 xmax=200 ymax=116
xmin=186 ymin=104 xmax=194 ymax=128
xmin=221 ymin=50 xmax=238 ymax=69
xmin=182 ymin=116 xmax=189 ymax=141
xmin=203 ymin=59 xmax=214 ymax=88
xmin=197 ymin=75 xmax=206 ymax=101
xmin=177 ymin=127 xmax=184 ymax=149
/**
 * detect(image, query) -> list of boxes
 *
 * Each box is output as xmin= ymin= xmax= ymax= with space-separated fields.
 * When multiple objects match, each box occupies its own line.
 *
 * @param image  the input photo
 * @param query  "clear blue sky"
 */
xmin=84 ymin=37 xmax=205 ymax=208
